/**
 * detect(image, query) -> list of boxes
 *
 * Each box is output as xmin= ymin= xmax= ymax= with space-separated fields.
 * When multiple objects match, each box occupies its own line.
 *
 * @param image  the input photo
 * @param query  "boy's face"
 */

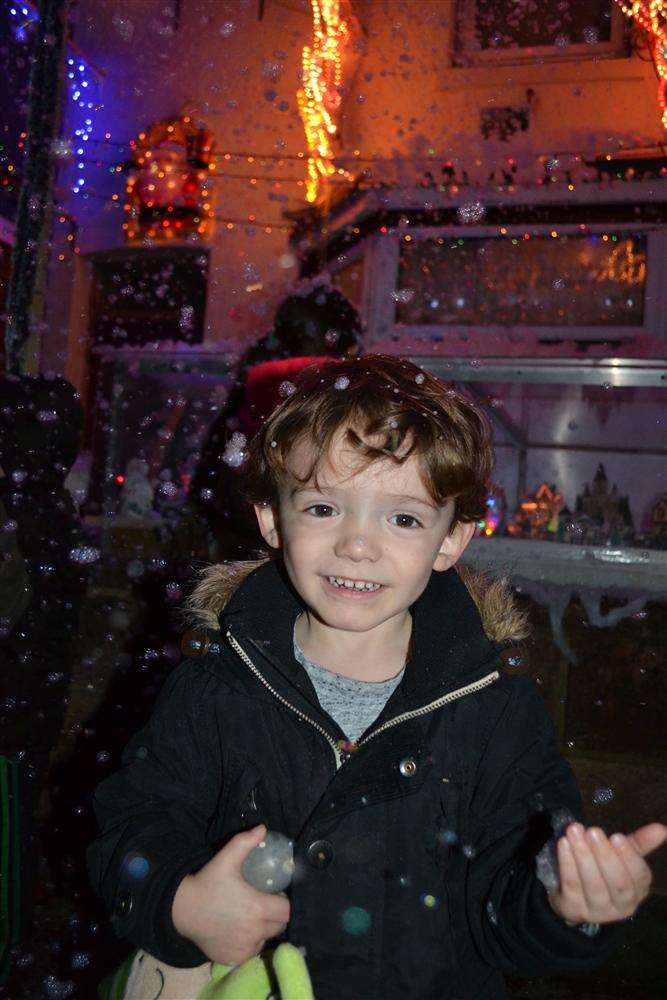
xmin=254 ymin=427 xmax=475 ymax=638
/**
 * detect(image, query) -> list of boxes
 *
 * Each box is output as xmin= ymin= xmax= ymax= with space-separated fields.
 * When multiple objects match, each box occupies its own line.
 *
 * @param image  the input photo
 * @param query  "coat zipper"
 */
xmin=225 ymin=629 xmax=499 ymax=771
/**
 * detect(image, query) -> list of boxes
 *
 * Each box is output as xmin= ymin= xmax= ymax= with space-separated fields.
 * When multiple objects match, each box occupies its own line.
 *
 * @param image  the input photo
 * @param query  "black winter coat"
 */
xmin=88 ymin=559 xmax=626 ymax=999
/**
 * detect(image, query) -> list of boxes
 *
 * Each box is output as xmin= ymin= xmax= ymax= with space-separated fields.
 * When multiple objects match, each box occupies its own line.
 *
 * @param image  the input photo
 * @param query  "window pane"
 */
xmin=463 ymin=0 xmax=613 ymax=51
xmin=90 ymin=248 xmax=209 ymax=347
xmin=396 ymin=234 xmax=646 ymax=327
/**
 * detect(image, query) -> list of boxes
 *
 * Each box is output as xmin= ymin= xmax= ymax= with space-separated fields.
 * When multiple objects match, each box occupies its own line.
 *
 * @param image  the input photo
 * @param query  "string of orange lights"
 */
xmin=614 ymin=1 xmax=667 ymax=126
xmin=297 ymin=0 xmax=354 ymax=204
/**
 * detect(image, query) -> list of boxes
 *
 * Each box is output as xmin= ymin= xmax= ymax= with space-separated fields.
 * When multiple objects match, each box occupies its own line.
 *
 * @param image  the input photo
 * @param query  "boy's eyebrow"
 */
xmin=290 ymin=484 xmax=437 ymax=509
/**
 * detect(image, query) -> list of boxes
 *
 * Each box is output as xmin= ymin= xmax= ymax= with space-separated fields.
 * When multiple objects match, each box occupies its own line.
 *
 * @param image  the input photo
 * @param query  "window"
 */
xmin=395 ymin=232 xmax=646 ymax=327
xmin=455 ymin=0 xmax=626 ymax=64
xmin=89 ymin=247 xmax=209 ymax=348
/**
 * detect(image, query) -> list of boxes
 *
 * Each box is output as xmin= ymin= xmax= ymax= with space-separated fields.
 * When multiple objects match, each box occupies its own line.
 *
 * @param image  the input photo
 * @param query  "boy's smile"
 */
xmin=254 ymin=427 xmax=475 ymax=680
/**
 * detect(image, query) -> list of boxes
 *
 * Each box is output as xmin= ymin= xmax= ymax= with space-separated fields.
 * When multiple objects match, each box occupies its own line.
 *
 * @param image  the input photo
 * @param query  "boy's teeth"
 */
xmin=327 ymin=576 xmax=381 ymax=591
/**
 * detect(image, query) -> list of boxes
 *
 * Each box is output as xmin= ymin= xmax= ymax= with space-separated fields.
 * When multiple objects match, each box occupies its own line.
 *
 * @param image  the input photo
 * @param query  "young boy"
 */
xmin=89 ymin=355 xmax=664 ymax=999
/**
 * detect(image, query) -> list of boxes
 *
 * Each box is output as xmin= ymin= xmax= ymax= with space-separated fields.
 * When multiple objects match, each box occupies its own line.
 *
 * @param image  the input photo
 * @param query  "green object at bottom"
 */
xmin=201 ymin=943 xmax=313 ymax=999
xmin=98 ymin=953 xmax=134 ymax=1000
xmin=99 ymin=942 xmax=314 ymax=1000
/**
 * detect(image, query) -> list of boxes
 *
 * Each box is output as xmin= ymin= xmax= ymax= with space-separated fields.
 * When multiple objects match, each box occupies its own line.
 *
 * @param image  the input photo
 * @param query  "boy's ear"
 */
xmin=432 ymin=519 xmax=476 ymax=572
xmin=254 ymin=503 xmax=282 ymax=549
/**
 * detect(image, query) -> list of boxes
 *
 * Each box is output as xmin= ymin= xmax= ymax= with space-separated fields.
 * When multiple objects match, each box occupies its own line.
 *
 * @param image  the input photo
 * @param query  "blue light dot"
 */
xmin=68 ymin=58 xmax=74 ymax=65
xmin=126 ymin=855 xmax=150 ymax=880
xmin=78 ymin=64 xmax=84 ymax=72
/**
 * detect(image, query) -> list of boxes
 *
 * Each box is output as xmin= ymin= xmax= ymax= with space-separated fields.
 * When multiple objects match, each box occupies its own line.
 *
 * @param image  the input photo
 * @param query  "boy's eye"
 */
xmin=390 ymin=513 xmax=422 ymax=529
xmin=305 ymin=504 xmax=336 ymax=518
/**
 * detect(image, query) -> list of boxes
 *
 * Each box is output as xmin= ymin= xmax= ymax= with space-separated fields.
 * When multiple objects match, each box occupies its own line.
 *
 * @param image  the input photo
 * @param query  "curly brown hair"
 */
xmin=242 ymin=354 xmax=493 ymax=527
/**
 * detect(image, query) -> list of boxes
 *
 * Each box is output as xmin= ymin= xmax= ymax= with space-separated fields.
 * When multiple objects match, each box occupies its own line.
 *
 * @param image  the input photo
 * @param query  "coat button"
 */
xmin=181 ymin=630 xmax=211 ymax=658
xmin=307 ymin=840 xmax=333 ymax=869
xmin=114 ymin=889 xmax=133 ymax=919
xmin=399 ymin=756 xmax=417 ymax=778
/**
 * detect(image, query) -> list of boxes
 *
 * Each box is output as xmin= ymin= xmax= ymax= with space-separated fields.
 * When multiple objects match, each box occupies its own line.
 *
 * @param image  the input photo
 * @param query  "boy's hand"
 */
xmin=172 ymin=824 xmax=291 ymax=966
xmin=546 ymin=821 xmax=667 ymax=927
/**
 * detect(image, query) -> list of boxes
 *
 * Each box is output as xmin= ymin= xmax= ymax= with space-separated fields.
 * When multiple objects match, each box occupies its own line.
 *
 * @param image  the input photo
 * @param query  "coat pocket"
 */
xmin=208 ymin=755 xmax=267 ymax=844
xmin=234 ymin=760 xmax=267 ymax=831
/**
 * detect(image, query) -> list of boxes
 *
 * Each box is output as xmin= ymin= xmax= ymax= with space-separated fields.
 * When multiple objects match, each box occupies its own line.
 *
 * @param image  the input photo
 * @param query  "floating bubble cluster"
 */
xmin=592 ymin=787 xmax=615 ymax=806
xmin=457 ymin=201 xmax=486 ymax=224
xmin=223 ymin=431 xmax=248 ymax=468
xmin=69 ymin=545 xmax=102 ymax=566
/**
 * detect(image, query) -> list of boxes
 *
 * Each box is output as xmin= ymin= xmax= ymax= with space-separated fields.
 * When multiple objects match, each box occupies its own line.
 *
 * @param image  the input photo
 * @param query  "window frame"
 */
xmin=362 ymin=222 xmax=667 ymax=351
xmin=453 ymin=0 xmax=628 ymax=66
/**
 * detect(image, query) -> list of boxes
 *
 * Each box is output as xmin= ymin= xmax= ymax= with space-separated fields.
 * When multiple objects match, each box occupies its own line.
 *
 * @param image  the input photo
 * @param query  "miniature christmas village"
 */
xmin=482 ymin=464 xmax=667 ymax=549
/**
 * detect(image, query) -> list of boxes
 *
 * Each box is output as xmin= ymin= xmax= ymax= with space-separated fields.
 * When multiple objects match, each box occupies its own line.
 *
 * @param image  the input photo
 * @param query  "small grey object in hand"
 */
xmin=535 ymin=806 xmax=578 ymax=894
xmin=241 ymin=830 xmax=295 ymax=894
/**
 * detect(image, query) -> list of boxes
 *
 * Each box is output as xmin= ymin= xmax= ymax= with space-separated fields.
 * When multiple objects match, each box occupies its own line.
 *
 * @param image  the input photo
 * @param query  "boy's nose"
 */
xmin=334 ymin=528 xmax=380 ymax=562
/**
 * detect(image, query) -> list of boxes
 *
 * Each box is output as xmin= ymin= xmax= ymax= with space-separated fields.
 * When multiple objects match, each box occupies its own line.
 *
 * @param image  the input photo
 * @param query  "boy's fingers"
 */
xmin=262 ymin=893 xmax=291 ymax=924
xmin=626 ymin=822 xmax=667 ymax=858
xmin=221 ymin=825 xmax=267 ymax=871
xmin=557 ymin=837 xmax=585 ymax=902
xmin=264 ymin=918 xmax=289 ymax=938
xmin=607 ymin=834 xmax=653 ymax=895
xmin=581 ymin=828 xmax=646 ymax=910
xmin=562 ymin=827 xmax=612 ymax=914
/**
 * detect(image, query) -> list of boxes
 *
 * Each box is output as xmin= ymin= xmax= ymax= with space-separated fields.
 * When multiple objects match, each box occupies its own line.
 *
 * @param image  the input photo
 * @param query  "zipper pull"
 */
xmin=336 ymin=739 xmax=358 ymax=764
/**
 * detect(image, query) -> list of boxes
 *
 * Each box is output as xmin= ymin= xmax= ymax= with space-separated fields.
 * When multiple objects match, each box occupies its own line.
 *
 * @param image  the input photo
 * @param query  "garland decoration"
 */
xmin=4 ymin=0 xmax=68 ymax=374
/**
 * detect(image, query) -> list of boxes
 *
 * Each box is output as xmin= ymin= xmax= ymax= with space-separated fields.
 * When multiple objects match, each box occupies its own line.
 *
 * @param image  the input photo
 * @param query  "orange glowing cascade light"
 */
xmin=614 ymin=1 xmax=667 ymax=127
xmin=298 ymin=0 xmax=353 ymax=203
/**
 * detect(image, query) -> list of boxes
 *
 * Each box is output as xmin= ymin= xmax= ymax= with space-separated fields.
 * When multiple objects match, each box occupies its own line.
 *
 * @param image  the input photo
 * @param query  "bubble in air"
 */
xmin=341 ymin=905 xmax=371 ymax=935
xmin=223 ymin=431 xmax=248 ymax=468
xmin=69 ymin=545 xmax=101 ymax=566
xmin=334 ymin=375 xmax=350 ymax=390
xmin=36 ymin=409 xmax=59 ymax=423
xmin=126 ymin=559 xmax=145 ymax=579
xmin=392 ymin=288 xmax=415 ymax=304
xmin=124 ymin=852 xmax=150 ymax=880
xmin=592 ymin=787 xmax=614 ymax=806
xmin=457 ymin=201 xmax=485 ymax=224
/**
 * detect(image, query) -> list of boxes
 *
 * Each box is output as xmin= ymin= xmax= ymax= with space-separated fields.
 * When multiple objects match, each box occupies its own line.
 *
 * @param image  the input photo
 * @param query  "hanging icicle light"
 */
xmin=614 ymin=1 xmax=667 ymax=127
xmin=297 ymin=0 xmax=353 ymax=203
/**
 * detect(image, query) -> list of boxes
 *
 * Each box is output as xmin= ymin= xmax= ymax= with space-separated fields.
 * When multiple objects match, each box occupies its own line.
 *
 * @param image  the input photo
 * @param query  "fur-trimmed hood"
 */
xmin=183 ymin=557 xmax=529 ymax=647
